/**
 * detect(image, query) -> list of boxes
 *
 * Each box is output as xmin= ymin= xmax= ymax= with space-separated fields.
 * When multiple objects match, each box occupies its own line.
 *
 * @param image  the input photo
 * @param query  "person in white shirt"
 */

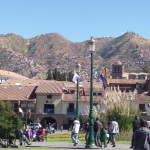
xmin=71 ymin=118 xmax=80 ymax=146
xmin=109 ymin=117 xmax=119 ymax=147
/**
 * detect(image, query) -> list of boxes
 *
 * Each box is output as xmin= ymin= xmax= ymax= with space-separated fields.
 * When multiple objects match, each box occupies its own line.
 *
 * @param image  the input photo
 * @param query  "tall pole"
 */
xmin=86 ymin=37 xmax=95 ymax=148
xmin=76 ymin=77 xmax=79 ymax=120
xmin=76 ymin=64 xmax=81 ymax=120
xmin=33 ymin=99 xmax=36 ymax=129
xmin=25 ymin=100 xmax=28 ymax=130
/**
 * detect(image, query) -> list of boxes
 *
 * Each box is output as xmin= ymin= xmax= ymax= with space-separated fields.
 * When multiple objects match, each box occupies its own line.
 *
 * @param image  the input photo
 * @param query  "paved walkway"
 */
xmin=9 ymin=141 xmax=131 ymax=150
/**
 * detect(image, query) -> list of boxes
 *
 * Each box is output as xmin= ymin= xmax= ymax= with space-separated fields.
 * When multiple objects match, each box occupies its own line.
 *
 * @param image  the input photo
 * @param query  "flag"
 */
xmin=19 ymin=107 xmax=24 ymax=118
xmin=100 ymin=67 xmax=109 ymax=90
xmin=62 ymin=88 xmax=69 ymax=94
xmin=19 ymin=107 xmax=23 ymax=114
xmin=79 ymin=88 xmax=85 ymax=96
xmin=72 ymin=73 xmax=80 ymax=84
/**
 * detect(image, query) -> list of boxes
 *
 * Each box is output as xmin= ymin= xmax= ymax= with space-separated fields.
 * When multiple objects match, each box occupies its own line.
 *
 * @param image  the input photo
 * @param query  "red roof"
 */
xmin=0 ymin=85 xmax=36 ymax=101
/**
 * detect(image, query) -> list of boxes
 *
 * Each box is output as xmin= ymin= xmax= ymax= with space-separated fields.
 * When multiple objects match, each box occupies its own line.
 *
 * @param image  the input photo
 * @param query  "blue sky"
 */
xmin=0 ymin=0 xmax=150 ymax=42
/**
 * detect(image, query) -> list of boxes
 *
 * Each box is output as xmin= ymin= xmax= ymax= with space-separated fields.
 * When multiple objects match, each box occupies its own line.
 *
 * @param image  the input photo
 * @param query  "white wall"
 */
xmin=36 ymin=94 xmax=62 ymax=114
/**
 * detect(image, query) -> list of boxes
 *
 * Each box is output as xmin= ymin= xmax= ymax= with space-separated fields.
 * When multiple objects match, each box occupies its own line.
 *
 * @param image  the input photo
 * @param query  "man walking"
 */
xmin=71 ymin=118 xmax=80 ymax=146
xmin=130 ymin=115 xmax=140 ymax=148
xmin=94 ymin=118 xmax=103 ymax=147
xmin=109 ymin=117 xmax=119 ymax=147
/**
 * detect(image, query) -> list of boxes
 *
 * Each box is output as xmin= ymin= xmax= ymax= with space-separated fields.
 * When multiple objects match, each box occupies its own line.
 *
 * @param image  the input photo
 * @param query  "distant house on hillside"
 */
xmin=0 ymin=70 xmax=28 ymax=83
xmin=111 ymin=61 xmax=150 ymax=79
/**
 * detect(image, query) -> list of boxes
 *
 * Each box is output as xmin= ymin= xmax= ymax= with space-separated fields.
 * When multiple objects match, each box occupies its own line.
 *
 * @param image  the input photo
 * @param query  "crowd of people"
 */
xmin=14 ymin=127 xmax=46 ymax=146
xmin=70 ymin=117 xmax=119 ymax=148
xmin=9 ymin=115 xmax=150 ymax=149
xmin=70 ymin=115 xmax=150 ymax=149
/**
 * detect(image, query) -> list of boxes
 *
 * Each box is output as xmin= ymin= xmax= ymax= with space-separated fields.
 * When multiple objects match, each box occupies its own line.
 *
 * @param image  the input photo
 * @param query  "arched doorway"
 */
xmin=40 ymin=116 xmax=57 ymax=129
xmin=27 ymin=118 xmax=33 ymax=124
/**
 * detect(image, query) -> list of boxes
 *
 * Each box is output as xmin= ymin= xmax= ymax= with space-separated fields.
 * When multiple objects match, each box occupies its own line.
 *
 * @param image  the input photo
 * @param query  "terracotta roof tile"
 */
xmin=0 ymin=85 xmax=36 ymax=101
xmin=135 ymin=93 xmax=150 ymax=102
xmin=1 ymin=79 xmax=40 ymax=86
xmin=36 ymin=81 xmax=65 ymax=94
xmin=109 ymin=79 xmax=146 ymax=84
xmin=0 ymin=70 xmax=28 ymax=79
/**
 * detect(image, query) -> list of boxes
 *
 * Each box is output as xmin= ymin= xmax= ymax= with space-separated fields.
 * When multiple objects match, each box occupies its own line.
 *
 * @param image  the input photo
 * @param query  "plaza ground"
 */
xmin=11 ymin=141 xmax=131 ymax=150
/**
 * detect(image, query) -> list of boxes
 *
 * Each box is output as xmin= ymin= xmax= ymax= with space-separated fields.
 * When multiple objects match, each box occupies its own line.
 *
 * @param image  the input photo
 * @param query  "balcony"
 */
xmin=67 ymin=109 xmax=76 ymax=115
xmin=44 ymin=108 xmax=54 ymax=114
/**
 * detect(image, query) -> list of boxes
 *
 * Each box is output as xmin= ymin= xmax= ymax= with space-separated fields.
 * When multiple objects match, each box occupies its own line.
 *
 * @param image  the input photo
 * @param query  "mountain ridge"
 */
xmin=0 ymin=32 xmax=149 ymax=80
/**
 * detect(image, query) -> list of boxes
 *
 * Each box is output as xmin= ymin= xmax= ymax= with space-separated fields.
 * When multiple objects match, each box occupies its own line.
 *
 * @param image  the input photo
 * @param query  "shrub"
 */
xmin=116 ymin=130 xmax=132 ymax=141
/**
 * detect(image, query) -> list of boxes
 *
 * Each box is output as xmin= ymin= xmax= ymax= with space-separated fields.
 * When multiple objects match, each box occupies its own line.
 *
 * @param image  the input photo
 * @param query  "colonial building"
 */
xmin=0 ymin=79 xmax=104 ymax=129
xmin=0 ymin=64 xmax=149 ymax=129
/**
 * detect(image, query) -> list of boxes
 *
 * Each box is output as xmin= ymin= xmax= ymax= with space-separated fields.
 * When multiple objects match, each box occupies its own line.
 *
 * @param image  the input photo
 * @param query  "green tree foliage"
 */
xmin=67 ymin=72 xmax=74 ymax=81
xmin=142 ymin=65 xmax=150 ymax=73
xmin=46 ymin=69 xmax=74 ymax=81
xmin=53 ymin=68 xmax=60 ymax=80
xmin=46 ymin=70 xmax=53 ymax=80
xmin=84 ymin=87 xmax=138 ymax=131
xmin=0 ymin=101 xmax=22 ymax=143
xmin=60 ymin=72 xmax=66 ymax=81
xmin=107 ymin=106 xmax=135 ymax=131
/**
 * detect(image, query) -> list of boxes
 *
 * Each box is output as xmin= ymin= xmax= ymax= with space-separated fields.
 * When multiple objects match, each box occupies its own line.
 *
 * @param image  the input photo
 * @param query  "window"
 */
xmin=139 ymin=104 xmax=145 ymax=112
xmin=67 ymin=103 xmax=75 ymax=115
xmin=47 ymin=95 xmax=52 ymax=99
xmin=68 ymin=103 xmax=74 ymax=109
xmin=93 ymin=103 xmax=98 ymax=106
xmin=44 ymin=104 xmax=54 ymax=113
xmin=115 ymin=67 xmax=120 ymax=71
xmin=70 ymin=90 xmax=75 ymax=94
xmin=93 ymin=93 xmax=96 ymax=96
xmin=98 ymin=93 xmax=102 ymax=96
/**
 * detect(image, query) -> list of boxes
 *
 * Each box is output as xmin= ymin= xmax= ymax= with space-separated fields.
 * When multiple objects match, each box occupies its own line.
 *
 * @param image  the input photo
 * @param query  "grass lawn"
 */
xmin=117 ymin=141 xmax=131 ymax=144
xmin=45 ymin=132 xmax=131 ymax=144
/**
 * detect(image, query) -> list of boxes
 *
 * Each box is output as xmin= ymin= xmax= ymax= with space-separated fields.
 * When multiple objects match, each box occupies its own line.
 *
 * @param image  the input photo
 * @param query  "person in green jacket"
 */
xmin=100 ymin=126 xmax=107 ymax=148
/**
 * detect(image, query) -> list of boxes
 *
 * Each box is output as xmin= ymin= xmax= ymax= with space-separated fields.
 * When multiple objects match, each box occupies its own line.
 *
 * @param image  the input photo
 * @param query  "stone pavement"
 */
xmin=11 ymin=141 xmax=132 ymax=150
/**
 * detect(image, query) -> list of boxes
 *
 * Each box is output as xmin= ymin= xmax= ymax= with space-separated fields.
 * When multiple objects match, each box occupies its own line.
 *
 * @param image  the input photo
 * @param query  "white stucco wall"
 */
xmin=130 ymin=101 xmax=150 ymax=117
xmin=61 ymin=101 xmax=106 ymax=116
xmin=36 ymin=94 xmax=62 ymax=114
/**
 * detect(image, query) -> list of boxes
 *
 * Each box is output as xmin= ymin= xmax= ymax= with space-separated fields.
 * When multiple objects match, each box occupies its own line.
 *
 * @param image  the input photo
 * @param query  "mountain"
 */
xmin=0 ymin=32 xmax=149 ymax=80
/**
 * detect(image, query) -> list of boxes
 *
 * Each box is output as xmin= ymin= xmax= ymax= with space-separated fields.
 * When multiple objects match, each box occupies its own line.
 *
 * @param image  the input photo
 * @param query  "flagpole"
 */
xmin=25 ymin=100 xmax=28 ymax=130
xmin=76 ymin=64 xmax=81 ymax=120
xmin=76 ymin=77 xmax=79 ymax=120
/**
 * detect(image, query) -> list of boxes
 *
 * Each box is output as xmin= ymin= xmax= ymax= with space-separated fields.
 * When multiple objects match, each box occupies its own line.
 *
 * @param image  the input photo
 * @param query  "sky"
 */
xmin=0 ymin=0 xmax=150 ymax=42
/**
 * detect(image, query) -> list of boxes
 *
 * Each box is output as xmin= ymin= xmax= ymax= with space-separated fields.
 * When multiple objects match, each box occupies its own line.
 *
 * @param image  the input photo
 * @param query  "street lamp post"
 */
xmin=86 ymin=37 xmax=96 ymax=148
xmin=76 ymin=64 xmax=81 ymax=120
xmin=33 ymin=99 xmax=36 ymax=129
xmin=25 ymin=95 xmax=29 ymax=130
xmin=25 ymin=100 xmax=28 ymax=130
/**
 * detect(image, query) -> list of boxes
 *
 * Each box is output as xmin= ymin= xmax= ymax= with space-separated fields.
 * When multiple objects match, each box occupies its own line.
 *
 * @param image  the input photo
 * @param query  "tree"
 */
xmin=67 ymin=71 xmax=74 ymax=81
xmin=53 ymin=68 xmax=60 ymax=80
xmin=83 ymin=87 xmax=138 ymax=131
xmin=46 ymin=70 xmax=53 ymax=80
xmin=142 ymin=65 xmax=150 ymax=73
xmin=60 ymin=72 xmax=66 ymax=81
xmin=0 ymin=101 xmax=22 ymax=147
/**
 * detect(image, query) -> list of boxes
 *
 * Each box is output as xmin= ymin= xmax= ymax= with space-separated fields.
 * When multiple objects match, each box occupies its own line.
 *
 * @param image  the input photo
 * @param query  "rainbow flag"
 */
xmin=100 ymin=67 xmax=109 ymax=90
